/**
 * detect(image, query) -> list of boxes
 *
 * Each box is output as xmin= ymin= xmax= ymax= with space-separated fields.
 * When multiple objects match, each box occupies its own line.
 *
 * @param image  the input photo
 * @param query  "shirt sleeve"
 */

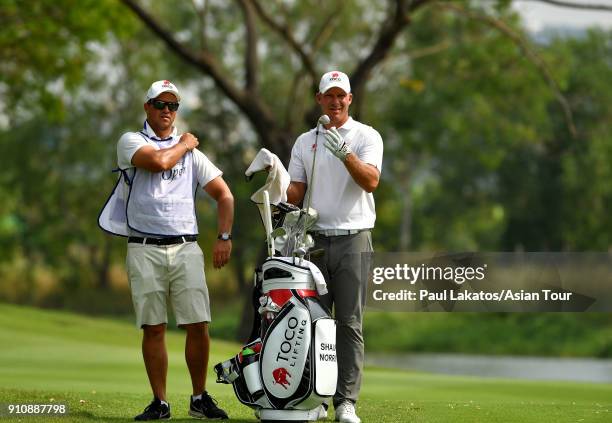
xmin=191 ymin=148 xmax=223 ymax=187
xmin=357 ymin=127 xmax=383 ymax=171
xmin=288 ymin=135 xmax=307 ymax=183
xmin=117 ymin=132 xmax=148 ymax=169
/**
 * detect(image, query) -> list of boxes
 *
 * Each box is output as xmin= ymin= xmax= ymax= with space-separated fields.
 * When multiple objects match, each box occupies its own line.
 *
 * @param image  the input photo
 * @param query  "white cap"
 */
xmin=318 ymin=71 xmax=351 ymax=94
xmin=145 ymin=80 xmax=181 ymax=102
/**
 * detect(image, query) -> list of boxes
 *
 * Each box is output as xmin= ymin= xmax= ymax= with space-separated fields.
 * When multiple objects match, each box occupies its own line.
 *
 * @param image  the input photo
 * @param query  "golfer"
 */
xmin=286 ymin=71 xmax=383 ymax=423
xmin=102 ymin=80 xmax=233 ymax=420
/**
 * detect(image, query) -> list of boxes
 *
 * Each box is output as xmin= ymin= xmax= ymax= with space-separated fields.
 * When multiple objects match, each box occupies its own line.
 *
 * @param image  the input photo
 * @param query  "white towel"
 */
xmin=246 ymin=148 xmax=290 ymax=206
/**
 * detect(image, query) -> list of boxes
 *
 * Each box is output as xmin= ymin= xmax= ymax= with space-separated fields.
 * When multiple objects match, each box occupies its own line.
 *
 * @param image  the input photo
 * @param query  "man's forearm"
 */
xmin=154 ymin=143 xmax=190 ymax=171
xmin=216 ymin=194 xmax=234 ymax=233
xmin=287 ymin=182 xmax=306 ymax=206
xmin=344 ymin=153 xmax=380 ymax=193
xmin=132 ymin=133 xmax=198 ymax=172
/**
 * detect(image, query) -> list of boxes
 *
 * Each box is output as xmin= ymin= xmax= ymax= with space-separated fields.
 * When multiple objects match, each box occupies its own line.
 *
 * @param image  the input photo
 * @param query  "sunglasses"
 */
xmin=148 ymin=99 xmax=180 ymax=112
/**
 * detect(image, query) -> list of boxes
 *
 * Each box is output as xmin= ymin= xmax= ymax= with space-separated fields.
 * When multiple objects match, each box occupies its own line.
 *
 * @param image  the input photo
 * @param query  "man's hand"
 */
xmin=203 ymin=176 xmax=233 ymax=269
xmin=324 ymin=127 xmax=352 ymax=161
xmin=179 ymin=132 xmax=199 ymax=151
xmin=213 ymin=239 xmax=232 ymax=269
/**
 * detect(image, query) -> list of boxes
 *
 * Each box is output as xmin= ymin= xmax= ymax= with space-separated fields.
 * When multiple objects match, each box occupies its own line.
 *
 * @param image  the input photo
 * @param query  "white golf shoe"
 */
xmin=335 ymin=401 xmax=361 ymax=423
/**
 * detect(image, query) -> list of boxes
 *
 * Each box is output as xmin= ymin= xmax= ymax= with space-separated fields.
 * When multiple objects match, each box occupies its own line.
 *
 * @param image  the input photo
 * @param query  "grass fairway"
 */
xmin=0 ymin=303 xmax=610 ymax=422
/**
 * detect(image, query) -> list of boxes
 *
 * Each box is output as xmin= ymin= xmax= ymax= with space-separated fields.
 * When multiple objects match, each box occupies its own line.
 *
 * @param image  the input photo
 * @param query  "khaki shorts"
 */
xmin=126 ymin=241 xmax=211 ymax=328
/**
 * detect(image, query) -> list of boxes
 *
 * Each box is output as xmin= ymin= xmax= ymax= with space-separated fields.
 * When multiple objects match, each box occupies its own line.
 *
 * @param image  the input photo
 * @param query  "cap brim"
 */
xmin=319 ymin=83 xmax=350 ymax=94
xmin=159 ymin=90 xmax=181 ymax=101
xmin=148 ymin=90 xmax=181 ymax=102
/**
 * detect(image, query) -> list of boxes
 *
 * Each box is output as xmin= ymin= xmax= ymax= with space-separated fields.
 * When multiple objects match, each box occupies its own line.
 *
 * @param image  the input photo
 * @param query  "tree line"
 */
xmin=0 ymin=1 xmax=610 ymax=336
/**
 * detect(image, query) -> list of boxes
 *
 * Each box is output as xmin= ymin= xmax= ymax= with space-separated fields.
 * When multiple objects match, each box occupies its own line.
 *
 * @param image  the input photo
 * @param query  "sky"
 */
xmin=513 ymin=0 xmax=612 ymax=32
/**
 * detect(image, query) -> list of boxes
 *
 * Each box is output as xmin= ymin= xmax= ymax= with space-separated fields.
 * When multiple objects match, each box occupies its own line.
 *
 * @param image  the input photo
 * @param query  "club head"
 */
xmin=283 ymin=210 xmax=301 ymax=228
xmin=303 ymin=234 xmax=314 ymax=249
xmin=271 ymin=227 xmax=287 ymax=238
xmin=300 ymin=208 xmax=319 ymax=232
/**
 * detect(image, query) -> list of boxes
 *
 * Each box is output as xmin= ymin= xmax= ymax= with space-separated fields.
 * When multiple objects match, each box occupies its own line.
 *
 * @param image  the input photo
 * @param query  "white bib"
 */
xmin=99 ymin=132 xmax=199 ymax=237
xmin=98 ymin=168 xmax=133 ymax=237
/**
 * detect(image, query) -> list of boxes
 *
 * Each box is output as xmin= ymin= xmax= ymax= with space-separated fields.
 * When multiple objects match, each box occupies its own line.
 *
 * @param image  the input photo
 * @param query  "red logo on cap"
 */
xmin=163 ymin=80 xmax=171 ymax=86
xmin=272 ymin=367 xmax=291 ymax=389
xmin=332 ymin=72 xmax=339 ymax=78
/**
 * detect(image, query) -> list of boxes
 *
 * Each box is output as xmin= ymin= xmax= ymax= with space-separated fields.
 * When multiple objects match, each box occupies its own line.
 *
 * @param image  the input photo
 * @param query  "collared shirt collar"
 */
xmin=143 ymin=120 xmax=177 ymax=141
xmin=336 ymin=116 xmax=356 ymax=131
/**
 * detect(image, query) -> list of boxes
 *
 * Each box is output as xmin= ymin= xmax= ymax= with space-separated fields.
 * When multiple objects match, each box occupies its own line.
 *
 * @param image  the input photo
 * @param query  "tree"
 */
xmin=116 ymin=0 xmax=590 ymax=253
xmin=119 ymin=0 xmax=434 ymax=162
xmin=375 ymin=2 xmax=557 ymax=250
xmin=1 ymin=0 xmax=610 ymax=334
xmin=376 ymin=21 xmax=612 ymax=251
xmin=0 ymin=1 xmax=169 ymax=310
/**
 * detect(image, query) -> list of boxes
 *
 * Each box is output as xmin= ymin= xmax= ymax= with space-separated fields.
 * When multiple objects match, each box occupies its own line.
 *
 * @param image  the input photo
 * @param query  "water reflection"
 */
xmin=366 ymin=353 xmax=612 ymax=383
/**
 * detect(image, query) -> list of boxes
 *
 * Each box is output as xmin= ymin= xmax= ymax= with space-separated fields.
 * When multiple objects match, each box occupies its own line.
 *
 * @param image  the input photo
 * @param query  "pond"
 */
xmin=366 ymin=353 xmax=612 ymax=383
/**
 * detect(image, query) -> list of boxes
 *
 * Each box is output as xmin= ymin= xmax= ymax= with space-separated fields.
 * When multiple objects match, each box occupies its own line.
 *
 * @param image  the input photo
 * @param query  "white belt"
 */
xmin=311 ymin=229 xmax=368 ymax=237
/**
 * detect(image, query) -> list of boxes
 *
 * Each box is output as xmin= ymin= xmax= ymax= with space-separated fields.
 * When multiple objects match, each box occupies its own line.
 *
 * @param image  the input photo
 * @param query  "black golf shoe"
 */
xmin=188 ymin=391 xmax=228 ymax=419
xmin=134 ymin=398 xmax=170 ymax=421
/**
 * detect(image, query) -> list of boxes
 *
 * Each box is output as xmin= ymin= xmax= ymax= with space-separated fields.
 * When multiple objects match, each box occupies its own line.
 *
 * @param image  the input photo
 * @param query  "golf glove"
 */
xmin=324 ymin=127 xmax=352 ymax=162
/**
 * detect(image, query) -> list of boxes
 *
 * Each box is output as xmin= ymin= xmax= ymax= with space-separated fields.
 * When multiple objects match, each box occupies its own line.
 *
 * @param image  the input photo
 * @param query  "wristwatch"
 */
xmin=217 ymin=232 xmax=232 ymax=241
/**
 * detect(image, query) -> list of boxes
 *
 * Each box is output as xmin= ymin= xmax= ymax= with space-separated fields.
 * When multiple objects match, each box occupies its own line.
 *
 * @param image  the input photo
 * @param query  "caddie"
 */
xmin=99 ymin=80 xmax=233 ymax=421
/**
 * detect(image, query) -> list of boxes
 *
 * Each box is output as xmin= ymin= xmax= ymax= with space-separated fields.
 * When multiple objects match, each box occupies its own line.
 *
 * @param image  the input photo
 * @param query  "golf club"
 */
xmin=295 ymin=114 xmax=329 ymax=263
xmin=304 ymin=114 xmax=330 ymax=212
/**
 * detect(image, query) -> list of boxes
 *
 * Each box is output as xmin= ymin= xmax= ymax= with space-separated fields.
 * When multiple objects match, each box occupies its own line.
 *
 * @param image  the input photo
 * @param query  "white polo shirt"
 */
xmin=288 ymin=117 xmax=383 ymax=230
xmin=116 ymin=121 xmax=222 ymax=236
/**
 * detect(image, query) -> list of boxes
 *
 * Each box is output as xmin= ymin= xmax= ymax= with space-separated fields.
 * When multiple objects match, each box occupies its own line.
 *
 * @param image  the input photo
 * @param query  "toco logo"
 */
xmin=261 ymin=300 xmax=311 ymax=398
xmin=275 ymin=316 xmax=307 ymax=366
xmin=272 ymin=367 xmax=291 ymax=389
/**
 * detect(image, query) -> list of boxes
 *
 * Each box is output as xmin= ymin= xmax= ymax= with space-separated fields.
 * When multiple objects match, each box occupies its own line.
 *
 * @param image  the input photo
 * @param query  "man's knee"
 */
xmin=335 ymin=313 xmax=362 ymax=329
xmin=182 ymin=321 xmax=209 ymax=337
xmin=142 ymin=323 xmax=166 ymax=340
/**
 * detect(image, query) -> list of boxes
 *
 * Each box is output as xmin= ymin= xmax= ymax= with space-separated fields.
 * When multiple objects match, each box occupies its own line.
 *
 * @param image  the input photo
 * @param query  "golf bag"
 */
xmin=215 ymin=202 xmax=337 ymax=422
